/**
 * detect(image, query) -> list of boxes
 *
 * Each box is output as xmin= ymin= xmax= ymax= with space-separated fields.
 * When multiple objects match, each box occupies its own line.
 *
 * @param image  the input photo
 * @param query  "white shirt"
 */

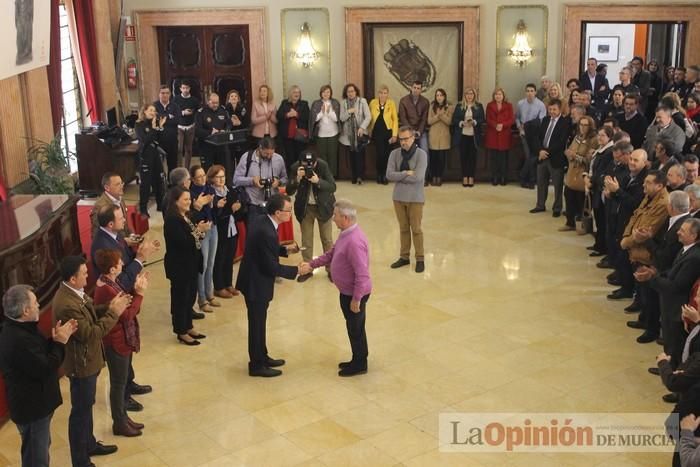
xmin=588 ymin=73 xmax=596 ymax=93
xmin=682 ymin=244 xmax=694 ymax=255
xmin=105 ymin=192 xmax=122 ymax=205
xmin=62 ymin=281 xmax=86 ymax=301
xmin=315 ymin=100 xmax=339 ymax=138
xmin=267 ymin=215 xmax=279 ymax=231
xmin=668 ymin=213 xmax=688 ymax=231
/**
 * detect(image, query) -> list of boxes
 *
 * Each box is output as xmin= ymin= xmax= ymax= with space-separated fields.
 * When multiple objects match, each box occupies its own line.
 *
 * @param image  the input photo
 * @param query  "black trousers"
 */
xmin=639 ymin=282 xmax=660 ymax=336
xmin=614 ymin=250 xmax=635 ymax=294
xmin=104 ymin=347 xmax=129 ymax=424
xmin=489 ymin=150 xmax=508 ymax=181
xmin=459 ymin=136 xmax=477 ymax=178
xmin=339 ymin=293 xmax=369 ymax=368
xmin=663 ymin=318 xmax=688 ymax=369
xmin=373 ymin=131 xmax=393 ymax=181
xmin=282 ymin=138 xmax=305 ymax=170
xmin=346 ymin=146 xmax=366 ymax=181
xmin=592 ymin=203 xmax=607 ymax=253
xmin=161 ymin=131 xmax=178 ymax=175
xmin=245 ymin=298 xmax=270 ymax=370
xmin=564 ymin=187 xmax=585 ymax=227
xmin=139 ymin=152 xmax=164 ymax=213
xmin=213 ymin=225 xmax=237 ymax=290
xmin=429 ymin=149 xmax=448 ymax=178
xmin=68 ymin=374 xmax=98 ymax=467
xmin=170 ymin=276 xmax=196 ymax=335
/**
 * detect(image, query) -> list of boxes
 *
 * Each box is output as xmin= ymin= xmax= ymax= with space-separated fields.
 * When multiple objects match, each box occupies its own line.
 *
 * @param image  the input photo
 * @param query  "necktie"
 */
xmin=543 ymin=118 xmax=556 ymax=148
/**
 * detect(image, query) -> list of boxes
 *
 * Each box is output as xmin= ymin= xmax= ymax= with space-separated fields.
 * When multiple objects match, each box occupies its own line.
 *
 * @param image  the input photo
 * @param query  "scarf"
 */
xmin=213 ymin=185 xmax=238 ymax=238
xmin=400 ymin=144 xmax=418 ymax=171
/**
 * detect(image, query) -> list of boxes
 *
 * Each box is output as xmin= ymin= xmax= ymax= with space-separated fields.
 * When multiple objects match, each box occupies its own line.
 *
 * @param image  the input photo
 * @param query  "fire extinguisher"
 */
xmin=127 ymin=60 xmax=137 ymax=89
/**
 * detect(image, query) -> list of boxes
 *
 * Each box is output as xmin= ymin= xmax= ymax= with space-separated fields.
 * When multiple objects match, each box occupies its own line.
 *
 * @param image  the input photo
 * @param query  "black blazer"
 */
xmin=277 ymin=99 xmax=310 ymax=138
xmin=612 ymin=167 xmax=648 ymax=239
xmin=619 ymin=113 xmax=649 ymax=149
xmin=535 ymin=115 xmax=571 ymax=168
xmin=650 ymin=244 xmax=700 ymax=322
xmin=579 ymin=72 xmax=610 ymax=105
xmin=90 ymin=228 xmax=142 ymax=291
xmin=590 ymin=146 xmax=613 ymax=209
xmin=0 ymin=320 xmax=64 ymax=425
xmin=163 ymin=214 xmax=203 ymax=282
xmin=235 ymin=215 xmax=297 ymax=303
xmin=650 ymin=214 xmax=690 ymax=272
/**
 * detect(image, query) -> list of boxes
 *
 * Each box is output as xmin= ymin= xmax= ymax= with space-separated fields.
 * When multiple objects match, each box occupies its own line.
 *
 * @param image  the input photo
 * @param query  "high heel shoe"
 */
xmin=188 ymin=332 xmax=206 ymax=339
xmin=177 ymin=335 xmax=200 ymax=346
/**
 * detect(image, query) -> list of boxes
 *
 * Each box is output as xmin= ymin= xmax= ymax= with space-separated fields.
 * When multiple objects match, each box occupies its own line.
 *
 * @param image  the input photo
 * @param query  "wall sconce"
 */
xmin=291 ymin=22 xmax=320 ymax=68
xmin=508 ymin=20 xmax=533 ymax=67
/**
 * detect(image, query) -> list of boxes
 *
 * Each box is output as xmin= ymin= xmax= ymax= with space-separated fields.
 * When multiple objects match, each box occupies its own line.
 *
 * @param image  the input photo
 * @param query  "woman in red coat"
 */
xmin=93 ymin=248 xmax=148 ymax=438
xmin=484 ymin=88 xmax=515 ymax=186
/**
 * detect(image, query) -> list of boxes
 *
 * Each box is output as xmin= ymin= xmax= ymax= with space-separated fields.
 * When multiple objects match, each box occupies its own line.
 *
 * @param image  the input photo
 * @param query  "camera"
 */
xmin=301 ymin=152 xmax=315 ymax=179
xmin=260 ymin=178 xmax=273 ymax=201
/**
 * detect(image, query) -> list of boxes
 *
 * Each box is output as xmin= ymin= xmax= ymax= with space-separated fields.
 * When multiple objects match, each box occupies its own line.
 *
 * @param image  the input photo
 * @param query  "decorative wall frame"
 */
xmin=587 ymin=36 xmax=620 ymax=62
xmin=281 ymin=8 xmax=331 ymax=98
xmin=496 ymin=5 xmax=547 ymax=103
xmin=362 ymin=22 xmax=463 ymax=101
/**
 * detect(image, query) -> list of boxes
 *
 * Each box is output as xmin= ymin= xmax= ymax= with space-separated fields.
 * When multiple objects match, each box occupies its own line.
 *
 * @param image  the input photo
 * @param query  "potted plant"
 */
xmin=26 ymin=134 xmax=76 ymax=194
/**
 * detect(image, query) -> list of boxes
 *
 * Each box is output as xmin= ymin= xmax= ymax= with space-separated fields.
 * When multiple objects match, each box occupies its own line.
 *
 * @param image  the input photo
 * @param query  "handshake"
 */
xmin=298 ymin=262 xmax=313 ymax=276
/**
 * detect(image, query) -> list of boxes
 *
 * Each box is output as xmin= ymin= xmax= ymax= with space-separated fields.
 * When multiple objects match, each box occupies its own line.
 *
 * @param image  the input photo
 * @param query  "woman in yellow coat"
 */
xmin=369 ymin=85 xmax=399 ymax=184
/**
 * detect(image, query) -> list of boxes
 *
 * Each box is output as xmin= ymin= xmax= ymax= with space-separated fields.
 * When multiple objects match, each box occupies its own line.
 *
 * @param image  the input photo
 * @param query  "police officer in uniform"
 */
xmin=195 ymin=93 xmax=231 ymax=171
xmin=154 ymin=85 xmax=180 ymax=176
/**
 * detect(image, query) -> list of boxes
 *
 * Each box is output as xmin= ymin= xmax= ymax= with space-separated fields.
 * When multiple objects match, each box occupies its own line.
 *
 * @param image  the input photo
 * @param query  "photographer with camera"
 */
xmin=233 ymin=136 xmax=288 ymax=222
xmin=287 ymin=150 xmax=337 ymax=282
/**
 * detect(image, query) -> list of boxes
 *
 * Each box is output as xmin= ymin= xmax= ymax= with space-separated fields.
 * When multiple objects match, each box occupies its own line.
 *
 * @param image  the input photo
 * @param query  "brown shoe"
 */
xmin=199 ymin=302 xmax=214 ymax=313
xmin=558 ymin=225 xmax=575 ymax=232
xmin=127 ymin=416 xmax=144 ymax=430
xmin=214 ymin=289 xmax=233 ymax=299
xmin=206 ymin=297 xmax=222 ymax=307
xmin=226 ymin=286 xmax=240 ymax=296
xmin=113 ymin=421 xmax=142 ymax=437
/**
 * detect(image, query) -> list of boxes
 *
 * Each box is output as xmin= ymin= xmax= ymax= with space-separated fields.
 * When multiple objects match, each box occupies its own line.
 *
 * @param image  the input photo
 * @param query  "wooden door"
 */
xmin=157 ymin=25 xmax=252 ymax=108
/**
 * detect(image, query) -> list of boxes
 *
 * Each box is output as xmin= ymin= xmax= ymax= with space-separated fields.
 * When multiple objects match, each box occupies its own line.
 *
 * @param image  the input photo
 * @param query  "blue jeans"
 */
xmin=197 ymin=227 xmax=218 ymax=303
xmin=68 ymin=374 xmax=98 ymax=467
xmin=16 ymin=412 xmax=52 ymax=467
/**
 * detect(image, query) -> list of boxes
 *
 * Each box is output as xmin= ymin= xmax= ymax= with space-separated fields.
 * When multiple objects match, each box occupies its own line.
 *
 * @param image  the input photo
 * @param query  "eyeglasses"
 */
xmin=398 ymin=136 xmax=413 ymax=141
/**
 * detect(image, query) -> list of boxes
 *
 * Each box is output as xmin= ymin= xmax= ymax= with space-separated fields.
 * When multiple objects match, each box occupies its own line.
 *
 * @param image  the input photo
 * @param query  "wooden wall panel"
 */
xmin=94 ymin=0 xmax=119 ymax=120
xmin=24 ymin=68 xmax=55 ymax=142
xmin=0 ymin=76 xmax=30 ymax=187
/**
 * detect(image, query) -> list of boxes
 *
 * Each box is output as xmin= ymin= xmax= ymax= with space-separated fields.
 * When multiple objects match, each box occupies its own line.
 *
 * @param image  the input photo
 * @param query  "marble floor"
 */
xmin=0 ymin=181 xmax=674 ymax=466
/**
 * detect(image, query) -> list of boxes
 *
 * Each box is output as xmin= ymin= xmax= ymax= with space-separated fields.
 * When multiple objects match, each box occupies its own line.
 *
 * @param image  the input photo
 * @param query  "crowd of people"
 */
xmin=2 ymin=55 xmax=700 ymax=466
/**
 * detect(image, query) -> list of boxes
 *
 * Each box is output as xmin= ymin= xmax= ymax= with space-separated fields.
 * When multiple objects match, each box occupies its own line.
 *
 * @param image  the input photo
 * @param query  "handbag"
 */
xmin=356 ymin=134 xmax=370 ymax=151
xmin=293 ymin=128 xmax=309 ymax=143
xmin=577 ymin=193 xmax=594 ymax=235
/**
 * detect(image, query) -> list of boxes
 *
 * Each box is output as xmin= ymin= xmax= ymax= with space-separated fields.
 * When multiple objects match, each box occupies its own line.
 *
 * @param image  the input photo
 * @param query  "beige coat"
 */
xmin=564 ymin=135 xmax=598 ymax=192
xmin=427 ymin=104 xmax=454 ymax=150
xmin=620 ymin=189 xmax=670 ymax=265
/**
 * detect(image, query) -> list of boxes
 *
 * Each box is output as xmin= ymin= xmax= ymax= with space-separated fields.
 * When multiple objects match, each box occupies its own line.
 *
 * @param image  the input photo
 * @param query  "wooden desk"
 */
xmin=76 ymin=134 xmax=139 ymax=195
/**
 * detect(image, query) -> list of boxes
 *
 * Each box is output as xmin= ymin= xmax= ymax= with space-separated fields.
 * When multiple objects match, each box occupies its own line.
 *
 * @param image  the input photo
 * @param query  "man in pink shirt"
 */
xmin=301 ymin=199 xmax=372 ymax=376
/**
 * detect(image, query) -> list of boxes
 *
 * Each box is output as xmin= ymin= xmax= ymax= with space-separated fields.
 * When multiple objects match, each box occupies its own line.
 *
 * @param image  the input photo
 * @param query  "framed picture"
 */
xmin=361 ymin=22 xmax=463 ymax=102
xmin=588 ymin=36 xmax=619 ymax=62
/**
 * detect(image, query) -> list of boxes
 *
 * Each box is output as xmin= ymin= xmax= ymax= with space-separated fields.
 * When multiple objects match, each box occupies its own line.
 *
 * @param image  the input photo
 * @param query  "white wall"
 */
xmin=584 ymin=23 xmax=636 ymax=83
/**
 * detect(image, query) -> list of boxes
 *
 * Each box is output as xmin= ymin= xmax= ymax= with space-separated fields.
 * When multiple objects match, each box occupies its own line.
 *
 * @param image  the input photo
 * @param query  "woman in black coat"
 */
xmin=451 ymin=87 xmax=485 ymax=187
xmin=225 ymin=89 xmax=251 ymax=168
xmin=163 ymin=185 xmax=211 ymax=345
xmin=276 ymin=85 xmax=310 ymax=169
xmin=135 ymin=104 xmax=166 ymax=217
xmin=207 ymin=164 xmax=245 ymax=298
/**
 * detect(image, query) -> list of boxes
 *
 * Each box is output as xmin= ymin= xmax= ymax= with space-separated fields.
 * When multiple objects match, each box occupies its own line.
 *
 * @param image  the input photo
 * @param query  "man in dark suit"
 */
xmin=90 ymin=204 xmax=158 ymax=409
xmin=636 ymin=218 xmax=700 ymax=373
xmin=631 ymin=56 xmax=652 ymax=112
xmin=579 ymin=57 xmax=609 ymax=107
xmin=236 ymin=194 xmax=300 ymax=377
xmin=530 ymin=99 xmax=571 ymax=217
xmin=618 ymin=95 xmax=648 ymax=149
xmin=631 ymin=191 xmax=690 ymax=343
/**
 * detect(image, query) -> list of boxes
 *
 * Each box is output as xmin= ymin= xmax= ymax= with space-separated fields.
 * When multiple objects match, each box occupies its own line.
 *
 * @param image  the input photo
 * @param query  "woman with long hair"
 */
xmin=250 ymin=84 xmax=278 ymax=146
xmin=452 ymin=87 xmax=485 ymax=187
xmin=225 ymin=89 xmax=250 ymax=167
xmin=585 ymin=126 xmax=615 ymax=255
xmin=484 ymin=88 xmax=514 ymax=186
xmin=545 ymin=83 xmax=569 ymax=116
xmin=562 ymin=116 xmax=598 ymax=231
xmin=339 ymin=83 xmax=371 ymax=184
xmin=427 ymin=88 xmax=453 ymax=186
xmin=163 ymin=185 xmax=210 ymax=346
xmin=309 ymin=84 xmax=341 ymax=177
xmin=189 ymin=165 xmax=218 ymax=313
xmin=135 ymin=103 xmax=166 ymax=217
xmin=93 ymin=249 xmax=148 ymax=437
xmin=646 ymin=60 xmax=663 ymax=121
xmin=369 ymin=84 xmax=398 ymax=184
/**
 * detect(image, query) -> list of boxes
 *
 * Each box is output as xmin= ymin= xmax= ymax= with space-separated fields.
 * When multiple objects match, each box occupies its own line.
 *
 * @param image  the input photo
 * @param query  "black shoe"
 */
xmin=491 ymin=179 xmax=498 ymax=186
xmin=500 ymin=178 xmax=507 ymax=186
xmin=249 ymin=367 xmax=282 ymax=377
xmin=607 ymin=289 xmax=633 ymax=300
xmin=88 ymin=441 xmax=118 ymax=457
xmin=390 ymin=258 xmax=410 ymax=269
xmin=415 ymin=261 xmax=425 ymax=273
xmin=606 ymin=271 xmax=618 ymax=281
xmin=663 ymin=393 xmax=679 ymax=403
xmin=125 ymin=397 xmax=144 ymax=412
xmin=626 ymin=320 xmax=645 ymax=329
xmin=177 ymin=335 xmax=201 ymax=346
xmin=656 ymin=337 xmax=665 ymax=346
xmin=607 ymin=277 xmax=621 ymax=286
xmin=596 ymin=259 xmax=614 ymax=269
xmin=589 ymin=251 xmax=604 ymax=257
xmin=297 ymin=273 xmax=313 ymax=283
xmin=188 ymin=332 xmax=206 ymax=339
xmin=624 ymin=301 xmax=642 ymax=313
xmin=552 ymin=211 xmax=561 ymax=218
xmin=357 ymin=178 xmax=363 ymax=185
xmin=636 ymin=332 xmax=658 ymax=343
xmin=586 ymin=245 xmax=596 ymax=251
xmin=266 ymin=358 xmax=285 ymax=367
xmin=529 ymin=207 xmax=545 ymax=213
xmin=191 ymin=311 xmax=205 ymax=320
xmin=338 ymin=367 xmax=367 ymax=377
xmin=648 ymin=367 xmax=660 ymax=376
xmin=338 ymin=361 xmax=353 ymax=369
xmin=129 ymin=383 xmax=152 ymax=395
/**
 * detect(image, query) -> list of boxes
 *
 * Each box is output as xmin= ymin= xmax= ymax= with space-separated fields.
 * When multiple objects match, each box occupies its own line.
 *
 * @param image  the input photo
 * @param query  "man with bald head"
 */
xmin=195 ymin=92 xmax=232 ymax=170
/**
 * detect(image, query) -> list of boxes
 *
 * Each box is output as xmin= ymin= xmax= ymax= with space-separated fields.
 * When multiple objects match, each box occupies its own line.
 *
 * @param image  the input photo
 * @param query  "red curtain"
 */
xmin=47 ymin=0 xmax=62 ymax=135
xmin=71 ymin=0 xmax=102 ymax=123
